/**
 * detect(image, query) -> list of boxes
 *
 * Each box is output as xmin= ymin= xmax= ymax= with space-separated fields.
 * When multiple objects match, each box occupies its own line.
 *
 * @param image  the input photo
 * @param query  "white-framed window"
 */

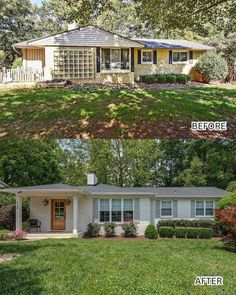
xmin=53 ymin=48 xmax=94 ymax=79
xmin=99 ymin=199 xmax=134 ymax=223
xmin=172 ymin=51 xmax=188 ymax=63
xmin=161 ymin=200 xmax=172 ymax=217
xmin=196 ymin=201 xmax=214 ymax=217
xmin=101 ymin=48 xmax=130 ymax=71
xmin=141 ymin=50 xmax=153 ymax=64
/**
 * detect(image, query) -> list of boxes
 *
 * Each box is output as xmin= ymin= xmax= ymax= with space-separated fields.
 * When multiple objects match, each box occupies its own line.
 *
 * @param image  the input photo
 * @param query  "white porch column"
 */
xmin=73 ymin=196 xmax=79 ymax=235
xmin=15 ymin=193 xmax=23 ymax=231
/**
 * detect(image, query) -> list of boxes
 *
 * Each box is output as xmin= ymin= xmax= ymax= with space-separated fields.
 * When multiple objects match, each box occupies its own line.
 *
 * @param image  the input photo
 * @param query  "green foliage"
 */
xmin=227 ymin=181 xmax=236 ymax=192
xmin=195 ymin=51 xmax=228 ymax=83
xmin=157 ymin=219 xmax=214 ymax=228
xmin=84 ymin=223 xmax=100 ymax=238
xmin=122 ymin=222 xmax=137 ymax=237
xmin=176 ymin=75 xmax=188 ymax=84
xmin=155 ymin=74 xmax=166 ymax=83
xmin=140 ymin=75 xmax=156 ymax=83
xmin=165 ymin=74 xmax=176 ymax=84
xmin=104 ymin=222 xmax=116 ymax=237
xmin=0 ymin=232 xmax=10 ymax=241
xmin=187 ymin=227 xmax=200 ymax=239
xmin=175 ymin=227 xmax=187 ymax=238
xmin=11 ymin=57 xmax=23 ymax=69
xmin=198 ymin=228 xmax=213 ymax=239
xmin=0 ymin=204 xmax=29 ymax=230
xmin=216 ymin=193 xmax=236 ymax=209
xmin=145 ymin=224 xmax=158 ymax=239
xmin=158 ymin=226 xmax=175 ymax=238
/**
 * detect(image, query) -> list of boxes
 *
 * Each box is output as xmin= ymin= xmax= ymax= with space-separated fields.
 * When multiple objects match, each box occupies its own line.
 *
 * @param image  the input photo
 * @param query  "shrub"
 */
xmin=165 ymin=74 xmax=176 ymax=84
xmin=195 ymin=51 xmax=228 ymax=83
xmin=158 ymin=226 xmax=175 ymax=238
xmin=187 ymin=227 xmax=200 ymax=239
xmin=176 ymin=75 xmax=188 ymax=84
xmin=141 ymin=75 xmax=156 ymax=84
xmin=104 ymin=222 xmax=116 ymax=237
xmin=145 ymin=224 xmax=158 ymax=239
xmin=122 ymin=222 xmax=138 ymax=237
xmin=10 ymin=230 xmax=27 ymax=240
xmin=226 ymin=181 xmax=236 ymax=193
xmin=155 ymin=74 xmax=166 ymax=83
xmin=216 ymin=193 xmax=236 ymax=209
xmin=199 ymin=228 xmax=213 ymax=239
xmin=84 ymin=223 xmax=100 ymax=238
xmin=11 ymin=57 xmax=23 ymax=69
xmin=0 ymin=231 xmax=10 ymax=241
xmin=0 ymin=204 xmax=29 ymax=230
xmin=215 ymin=205 xmax=236 ymax=250
xmin=157 ymin=219 xmax=213 ymax=228
xmin=175 ymin=227 xmax=187 ymax=238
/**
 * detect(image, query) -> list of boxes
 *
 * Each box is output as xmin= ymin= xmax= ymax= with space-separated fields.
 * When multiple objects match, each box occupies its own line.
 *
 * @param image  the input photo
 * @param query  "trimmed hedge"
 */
xmin=157 ymin=219 xmax=214 ymax=228
xmin=199 ymin=228 xmax=213 ymax=239
xmin=145 ymin=224 xmax=158 ymax=239
xmin=158 ymin=226 xmax=175 ymax=238
xmin=140 ymin=73 xmax=190 ymax=84
xmin=187 ymin=228 xmax=200 ymax=239
xmin=175 ymin=227 xmax=187 ymax=238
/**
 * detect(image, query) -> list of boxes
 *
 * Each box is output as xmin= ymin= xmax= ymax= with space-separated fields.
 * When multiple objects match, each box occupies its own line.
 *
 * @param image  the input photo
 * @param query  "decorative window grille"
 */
xmin=53 ymin=48 xmax=94 ymax=79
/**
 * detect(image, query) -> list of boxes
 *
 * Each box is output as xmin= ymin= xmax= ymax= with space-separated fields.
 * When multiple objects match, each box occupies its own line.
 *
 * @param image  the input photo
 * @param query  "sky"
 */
xmin=31 ymin=0 xmax=42 ymax=5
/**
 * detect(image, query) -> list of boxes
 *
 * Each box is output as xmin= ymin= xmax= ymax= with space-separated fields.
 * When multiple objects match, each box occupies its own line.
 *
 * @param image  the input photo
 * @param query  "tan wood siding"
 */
xmin=23 ymin=48 xmax=45 ymax=69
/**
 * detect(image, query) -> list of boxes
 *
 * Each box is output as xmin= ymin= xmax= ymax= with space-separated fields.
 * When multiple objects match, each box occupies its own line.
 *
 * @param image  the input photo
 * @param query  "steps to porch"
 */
xmin=27 ymin=232 xmax=83 ymax=240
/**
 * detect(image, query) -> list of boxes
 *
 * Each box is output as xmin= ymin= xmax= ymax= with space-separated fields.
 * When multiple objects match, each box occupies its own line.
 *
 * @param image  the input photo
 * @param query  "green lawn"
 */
xmin=0 ymin=239 xmax=236 ymax=294
xmin=0 ymin=86 xmax=235 ymax=138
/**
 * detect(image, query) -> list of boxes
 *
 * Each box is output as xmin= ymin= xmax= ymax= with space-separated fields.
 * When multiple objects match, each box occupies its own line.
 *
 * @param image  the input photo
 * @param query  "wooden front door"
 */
xmin=51 ymin=199 xmax=66 ymax=230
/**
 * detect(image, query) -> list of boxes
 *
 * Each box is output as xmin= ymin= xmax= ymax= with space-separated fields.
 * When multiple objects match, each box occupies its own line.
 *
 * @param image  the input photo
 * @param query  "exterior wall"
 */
xmin=23 ymin=48 xmax=45 ymax=70
xmin=134 ymin=49 xmax=205 ymax=81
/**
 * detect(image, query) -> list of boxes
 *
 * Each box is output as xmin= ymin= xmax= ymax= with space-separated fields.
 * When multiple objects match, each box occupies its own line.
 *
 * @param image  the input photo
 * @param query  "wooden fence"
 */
xmin=0 ymin=68 xmax=44 ymax=83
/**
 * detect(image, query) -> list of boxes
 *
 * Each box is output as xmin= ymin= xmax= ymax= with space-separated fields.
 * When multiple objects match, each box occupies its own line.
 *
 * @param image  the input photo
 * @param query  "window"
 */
xmin=101 ymin=48 xmax=130 ymax=71
xmin=100 ymin=199 xmax=110 ymax=222
xmin=142 ymin=50 xmax=152 ymax=64
xmin=124 ymin=199 xmax=133 ymax=221
xmin=206 ymin=201 xmax=214 ymax=216
xmin=173 ymin=52 xmax=188 ymax=63
xmin=161 ymin=201 xmax=172 ymax=217
xmin=53 ymin=48 xmax=94 ymax=79
xmin=112 ymin=199 xmax=122 ymax=222
xmin=99 ymin=199 xmax=133 ymax=222
xmin=196 ymin=201 xmax=214 ymax=216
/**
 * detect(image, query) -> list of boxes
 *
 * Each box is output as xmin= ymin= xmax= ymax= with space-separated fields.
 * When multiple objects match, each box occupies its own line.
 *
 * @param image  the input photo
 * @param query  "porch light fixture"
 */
xmin=66 ymin=199 xmax=71 ymax=206
xmin=43 ymin=199 xmax=49 ymax=206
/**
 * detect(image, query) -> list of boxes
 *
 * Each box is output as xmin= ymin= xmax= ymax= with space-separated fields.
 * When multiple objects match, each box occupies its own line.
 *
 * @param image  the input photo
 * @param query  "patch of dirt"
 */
xmin=0 ymin=252 xmax=21 ymax=263
xmin=0 ymin=119 xmax=235 ymax=139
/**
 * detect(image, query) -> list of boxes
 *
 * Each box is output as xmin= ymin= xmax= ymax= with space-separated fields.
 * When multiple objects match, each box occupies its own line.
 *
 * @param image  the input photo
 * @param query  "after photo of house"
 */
xmin=1 ymin=0 xmax=236 ymax=295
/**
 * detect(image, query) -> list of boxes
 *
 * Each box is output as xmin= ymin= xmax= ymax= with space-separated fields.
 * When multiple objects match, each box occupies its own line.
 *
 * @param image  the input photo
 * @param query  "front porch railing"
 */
xmin=0 ymin=67 xmax=45 ymax=83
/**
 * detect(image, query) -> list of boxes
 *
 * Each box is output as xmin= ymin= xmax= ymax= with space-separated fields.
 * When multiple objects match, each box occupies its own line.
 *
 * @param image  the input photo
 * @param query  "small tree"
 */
xmin=216 ymin=192 xmax=236 ymax=210
xmin=215 ymin=205 xmax=236 ymax=251
xmin=227 ymin=181 xmax=236 ymax=193
xmin=195 ymin=51 xmax=228 ymax=83
xmin=11 ymin=57 xmax=23 ymax=69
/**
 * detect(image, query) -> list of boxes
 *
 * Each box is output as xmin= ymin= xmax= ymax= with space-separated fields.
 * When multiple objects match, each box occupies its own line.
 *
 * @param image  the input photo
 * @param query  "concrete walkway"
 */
xmin=27 ymin=232 xmax=82 ymax=240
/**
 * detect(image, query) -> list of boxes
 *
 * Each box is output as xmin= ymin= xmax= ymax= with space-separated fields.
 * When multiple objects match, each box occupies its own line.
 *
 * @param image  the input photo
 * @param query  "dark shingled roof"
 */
xmin=0 ymin=183 xmax=228 ymax=197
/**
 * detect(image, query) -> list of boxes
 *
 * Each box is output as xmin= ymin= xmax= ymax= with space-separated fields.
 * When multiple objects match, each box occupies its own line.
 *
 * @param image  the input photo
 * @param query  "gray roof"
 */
xmin=0 ymin=183 xmax=228 ymax=197
xmin=13 ymin=26 xmax=144 ymax=48
xmin=134 ymin=38 xmax=214 ymax=50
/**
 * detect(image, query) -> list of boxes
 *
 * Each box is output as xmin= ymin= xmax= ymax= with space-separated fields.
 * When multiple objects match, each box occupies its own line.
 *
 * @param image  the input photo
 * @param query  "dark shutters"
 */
xmin=138 ymin=50 xmax=141 ymax=64
xmin=96 ymin=47 xmax=101 ymax=73
xmin=153 ymin=50 xmax=157 ymax=64
xmin=131 ymin=48 xmax=134 ymax=72
xmin=189 ymin=50 xmax=193 ymax=64
xmin=169 ymin=50 xmax=173 ymax=64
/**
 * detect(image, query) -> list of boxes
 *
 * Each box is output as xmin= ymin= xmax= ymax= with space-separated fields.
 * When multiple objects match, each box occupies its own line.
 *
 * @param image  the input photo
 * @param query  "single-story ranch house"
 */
xmin=0 ymin=173 xmax=228 ymax=236
xmin=10 ymin=25 xmax=213 ymax=84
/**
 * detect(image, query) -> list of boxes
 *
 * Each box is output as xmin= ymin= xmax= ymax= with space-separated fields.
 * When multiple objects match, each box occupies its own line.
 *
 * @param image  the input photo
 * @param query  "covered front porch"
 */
xmin=0 ymin=184 xmax=89 ymax=237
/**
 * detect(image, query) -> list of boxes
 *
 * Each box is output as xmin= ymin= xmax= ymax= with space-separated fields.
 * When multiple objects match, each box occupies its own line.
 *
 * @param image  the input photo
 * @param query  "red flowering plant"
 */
xmin=10 ymin=230 xmax=27 ymax=241
xmin=215 ymin=205 xmax=236 ymax=251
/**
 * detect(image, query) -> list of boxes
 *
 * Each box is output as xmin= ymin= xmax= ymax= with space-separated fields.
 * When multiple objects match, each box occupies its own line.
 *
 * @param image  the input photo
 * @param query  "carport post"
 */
xmin=73 ymin=196 xmax=79 ymax=235
xmin=15 ymin=193 xmax=23 ymax=231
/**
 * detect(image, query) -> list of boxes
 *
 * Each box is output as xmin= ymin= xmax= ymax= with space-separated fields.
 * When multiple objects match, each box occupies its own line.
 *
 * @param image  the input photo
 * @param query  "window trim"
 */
xmin=160 ymin=200 xmax=173 ymax=218
xmin=100 ymin=48 xmax=131 ymax=73
xmin=195 ymin=200 xmax=214 ymax=217
xmin=98 ymin=198 xmax=134 ymax=224
xmin=141 ymin=49 xmax=153 ymax=64
xmin=172 ymin=51 xmax=189 ymax=64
